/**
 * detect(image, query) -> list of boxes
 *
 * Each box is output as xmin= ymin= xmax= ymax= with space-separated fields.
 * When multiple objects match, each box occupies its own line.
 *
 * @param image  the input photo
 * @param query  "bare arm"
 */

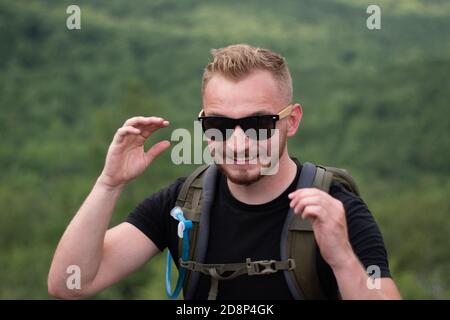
xmin=289 ymin=188 xmax=402 ymax=300
xmin=48 ymin=116 xmax=171 ymax=299
xmin=332 ymin=254 xmax=401 ymax=299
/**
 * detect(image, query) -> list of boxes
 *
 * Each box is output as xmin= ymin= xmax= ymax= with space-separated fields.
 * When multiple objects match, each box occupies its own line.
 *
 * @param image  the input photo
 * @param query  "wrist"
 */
xmin=96 ymin=175 xmax=125 ymax=192
xmin=331 ymin=251 xmax=374 ymax=300
xmin=331 ymin=245 xmax=360 ymax=272
xmin=332 ymin=250 xmax=362 ymax=276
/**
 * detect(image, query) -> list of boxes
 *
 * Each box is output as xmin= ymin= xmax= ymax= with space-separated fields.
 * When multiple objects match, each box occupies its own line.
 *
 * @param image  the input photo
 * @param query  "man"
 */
xmin=48 ymin=44 xmax=401 ymax=299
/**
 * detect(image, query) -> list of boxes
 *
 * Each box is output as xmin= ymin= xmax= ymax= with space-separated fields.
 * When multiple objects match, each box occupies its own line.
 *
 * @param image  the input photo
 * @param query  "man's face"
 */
xmin=202 ymin=70 xmax=289 ymax=185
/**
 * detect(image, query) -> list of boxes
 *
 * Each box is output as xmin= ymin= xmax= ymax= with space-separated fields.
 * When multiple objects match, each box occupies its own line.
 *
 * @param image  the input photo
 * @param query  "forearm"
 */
xmin=332 ymin=253 xmax=392 ymax=300
xmin=48 ymin=177 xmax=123 ymax=296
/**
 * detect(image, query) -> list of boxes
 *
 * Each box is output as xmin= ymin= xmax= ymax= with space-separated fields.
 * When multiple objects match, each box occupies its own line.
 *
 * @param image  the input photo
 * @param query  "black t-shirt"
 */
xmin=126 ymin=161 xmax=391 ymax=299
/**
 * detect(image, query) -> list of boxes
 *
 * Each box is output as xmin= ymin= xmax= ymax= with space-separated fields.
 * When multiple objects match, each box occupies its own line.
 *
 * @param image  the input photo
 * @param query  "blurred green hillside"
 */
xmin=0 ymin=0 xmax=449 ymax=299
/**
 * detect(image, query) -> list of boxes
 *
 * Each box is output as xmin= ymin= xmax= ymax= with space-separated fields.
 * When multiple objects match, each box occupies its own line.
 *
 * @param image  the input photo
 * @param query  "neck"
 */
xmin=227 ymin=150 xmax=298 ymax=205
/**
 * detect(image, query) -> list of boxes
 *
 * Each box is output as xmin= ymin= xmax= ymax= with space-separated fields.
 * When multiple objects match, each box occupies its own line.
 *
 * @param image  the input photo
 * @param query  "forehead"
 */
xmin=202 ymin=70 xmax=284 ymax=117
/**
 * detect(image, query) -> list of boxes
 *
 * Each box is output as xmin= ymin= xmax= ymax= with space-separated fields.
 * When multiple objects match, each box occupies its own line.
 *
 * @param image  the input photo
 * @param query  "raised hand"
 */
xmin=98 ymin=116 xmax=171 ymax=189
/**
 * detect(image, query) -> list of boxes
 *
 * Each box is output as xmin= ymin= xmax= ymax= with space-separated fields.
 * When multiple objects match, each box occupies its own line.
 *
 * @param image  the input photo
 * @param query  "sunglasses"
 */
xmin=198 ymin=105 xmax=293 ymax=141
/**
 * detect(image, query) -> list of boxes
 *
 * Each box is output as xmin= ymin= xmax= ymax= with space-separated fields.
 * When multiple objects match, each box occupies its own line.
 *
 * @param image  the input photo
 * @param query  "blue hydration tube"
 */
xmin=165 ymin=206 xmax=193 ymax=299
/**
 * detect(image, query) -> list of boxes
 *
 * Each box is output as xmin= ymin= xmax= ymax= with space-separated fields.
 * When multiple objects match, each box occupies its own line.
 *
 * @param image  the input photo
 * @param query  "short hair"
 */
xmin=202 ymin=44 xmax=293 ymax=103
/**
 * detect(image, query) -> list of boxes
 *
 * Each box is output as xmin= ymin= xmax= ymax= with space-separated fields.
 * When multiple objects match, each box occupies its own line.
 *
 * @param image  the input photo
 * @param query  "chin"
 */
xmin=217 ymin=163 xmax=262 ymax=186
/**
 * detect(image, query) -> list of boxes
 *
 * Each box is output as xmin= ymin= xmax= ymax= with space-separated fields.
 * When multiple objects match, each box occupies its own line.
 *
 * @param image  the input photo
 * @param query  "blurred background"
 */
xmin=0 ymin=0 xmax=449 ymax=299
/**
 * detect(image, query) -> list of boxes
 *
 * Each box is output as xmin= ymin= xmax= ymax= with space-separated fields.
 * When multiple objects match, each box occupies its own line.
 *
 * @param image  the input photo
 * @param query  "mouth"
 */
xmin=227 ymin=155 xmax=258 ymax=165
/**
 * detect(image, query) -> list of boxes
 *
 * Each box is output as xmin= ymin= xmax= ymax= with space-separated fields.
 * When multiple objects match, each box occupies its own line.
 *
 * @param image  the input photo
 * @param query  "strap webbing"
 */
xmin=181 ymin=258 xmax=295 ymax=300
xmin=176 ymin=164 xmax=209 ymax=205
xmin=183 ymin=165 xmax=219 ymax=300
xmin=208 ymin=278 xmax=219 ymax=300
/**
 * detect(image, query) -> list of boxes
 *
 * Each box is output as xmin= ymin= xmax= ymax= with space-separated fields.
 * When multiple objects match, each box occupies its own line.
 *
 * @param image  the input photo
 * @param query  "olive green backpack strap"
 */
xmin=282 ymin=162 xmax=360 ymax=300
xmin=312 ymin=165 xmax=334 ymax=193
xmin=180 ymin=258 xmax=295 ymax=300
xmin=281 ymin=162 xmax=329 ymax=299
xmin=174 ymin=164 xmax=209 ymax=296
xmin=317 ymin=165 xmax=360 ymax=197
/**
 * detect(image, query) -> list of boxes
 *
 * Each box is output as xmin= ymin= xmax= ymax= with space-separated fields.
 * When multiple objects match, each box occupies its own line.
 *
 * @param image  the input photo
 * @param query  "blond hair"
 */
xmin=202 ymin=44 xmax=293 ymax=103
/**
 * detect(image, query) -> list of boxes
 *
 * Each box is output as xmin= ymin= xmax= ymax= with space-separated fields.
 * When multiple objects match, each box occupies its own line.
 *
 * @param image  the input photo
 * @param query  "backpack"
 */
xmin=173 ymin=162 xmax=360 ymax=300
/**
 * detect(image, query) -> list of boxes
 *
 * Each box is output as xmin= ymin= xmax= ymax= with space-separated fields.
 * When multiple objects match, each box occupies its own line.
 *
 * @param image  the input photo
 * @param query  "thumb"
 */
xmin=145 ymin=140 xmax=171 ymax=165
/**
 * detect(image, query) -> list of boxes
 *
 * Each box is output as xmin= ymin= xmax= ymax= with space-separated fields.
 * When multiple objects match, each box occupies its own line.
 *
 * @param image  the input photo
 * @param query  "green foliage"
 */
xmin=0 ymin=0 xmax=448 ymax=299
xmin=367 ymin=177 xmax=450 ymax=299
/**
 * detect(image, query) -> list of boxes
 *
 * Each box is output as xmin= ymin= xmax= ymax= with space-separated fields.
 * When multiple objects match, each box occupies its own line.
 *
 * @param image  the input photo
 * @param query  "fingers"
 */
xmin=288 ymin=188 xmax=322 ymax=200
xmin=288 ymin=188 xmax=324 ymax=213
xmin=288 ymin=188 xmax=331 ymax=222
xmin=114 ymin=116 xmax=170 ymax=143
xmin=145 ymin=140 xmax=171 ymax=164
xmin=301 ymin=205 xmax=323 ymax=221
xmin=290 ymin=195 xmax=321 ymax=214
xmin=114 ymin=126 xmax=142 ymax=143
xmin=288 ymin=188 xmax=346 ymax=225
xmin=124 ymin=116 xmax=169 ymax=128
xmin=123 ymin=116 xmax=170 ymax=138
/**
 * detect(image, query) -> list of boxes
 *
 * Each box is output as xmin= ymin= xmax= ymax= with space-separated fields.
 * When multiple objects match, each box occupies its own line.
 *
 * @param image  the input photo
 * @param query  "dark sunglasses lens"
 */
xmin=202 ymin=116 xmax=277 ymax=141
xmin=239 ymin=116 xmax=275 ymax=140
xmin=256 ymin=116 xmax=276 ymax=140
xmin=202 ymin=118 xmax=233 ymax=141
xmin=238 ymin=117 xmax=259 ymax=140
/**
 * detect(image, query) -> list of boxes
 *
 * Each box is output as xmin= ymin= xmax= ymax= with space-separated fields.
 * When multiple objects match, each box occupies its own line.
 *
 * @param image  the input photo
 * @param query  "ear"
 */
xmin=286 ymin=103 xmax=302 ymax=137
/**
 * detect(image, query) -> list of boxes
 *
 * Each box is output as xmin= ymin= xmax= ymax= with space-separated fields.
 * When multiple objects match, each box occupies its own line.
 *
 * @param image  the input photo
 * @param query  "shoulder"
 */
xmin=329 ymin=180 xmax=368 ymax=215
xmin=328 ymin=180 xmax=379 ymax=230
xmin=126 ymin=176 xmax=187 ymax=251
xmin=328 ymin=180 xmax=382 ymax=250
xmin=328 ymin=180 xmax=391 ymax=277
xmin=128 ymin=176 xmax=187 ymax=223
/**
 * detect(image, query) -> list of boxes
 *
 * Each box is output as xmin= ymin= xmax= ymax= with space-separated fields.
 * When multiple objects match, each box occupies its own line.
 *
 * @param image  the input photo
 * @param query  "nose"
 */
xmin=226 ymin=125 xmax=249 ymax=154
